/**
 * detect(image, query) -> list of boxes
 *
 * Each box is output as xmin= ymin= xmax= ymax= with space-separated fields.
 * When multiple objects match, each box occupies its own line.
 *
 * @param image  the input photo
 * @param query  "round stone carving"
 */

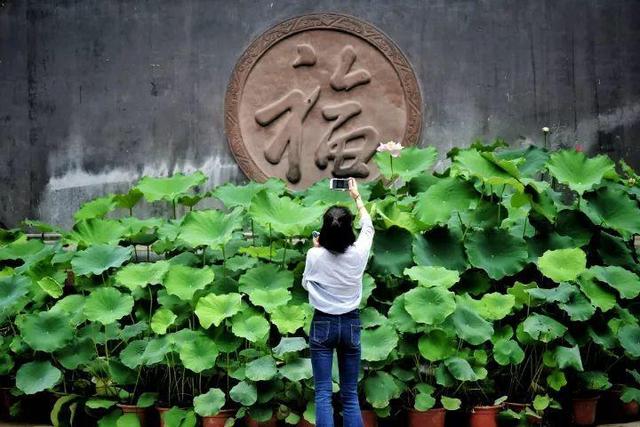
xmin=225 ymin=13 xmax=422 ymax=189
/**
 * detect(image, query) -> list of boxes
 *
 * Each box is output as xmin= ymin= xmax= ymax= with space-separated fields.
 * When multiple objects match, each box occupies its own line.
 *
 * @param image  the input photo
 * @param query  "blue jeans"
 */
xmin=309 ymin=308 xmax=363 ymax=427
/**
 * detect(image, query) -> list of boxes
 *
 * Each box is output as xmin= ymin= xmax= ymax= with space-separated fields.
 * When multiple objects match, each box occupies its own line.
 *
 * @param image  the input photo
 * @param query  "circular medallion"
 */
xmin=224 ymin=13 xmax=422 ymax=189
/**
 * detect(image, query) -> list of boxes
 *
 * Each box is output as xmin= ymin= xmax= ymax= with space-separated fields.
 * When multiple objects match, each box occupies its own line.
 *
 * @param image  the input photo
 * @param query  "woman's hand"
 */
xmin=348 ymin=177 xmax=360 ymax=200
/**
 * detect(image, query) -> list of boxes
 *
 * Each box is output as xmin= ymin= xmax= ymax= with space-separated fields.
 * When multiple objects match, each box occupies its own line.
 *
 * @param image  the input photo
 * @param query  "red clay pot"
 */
xmin=297 ymin=418 xmax=314 ymax=427
xmin=202 ymin=409 xmax=235 ymax=427
xmin=118 ymin=404 xmax=147 ymax=426
xmin=623 ymin=400 xmax=639 ymax=418
xmin=361 ymin=409 xmax=377 ymax=427
xmin=246 ymin=416 xmax=277 ymax=427
xmin=157 ymin=407 xmax=170 ymax=427
xmin=469 ymin=405 xmax=501 ymax=427
xmin=572 ymin=396 xmax=600 ymax=426
xmin=408 ymin=407 xmax=446 ymax=427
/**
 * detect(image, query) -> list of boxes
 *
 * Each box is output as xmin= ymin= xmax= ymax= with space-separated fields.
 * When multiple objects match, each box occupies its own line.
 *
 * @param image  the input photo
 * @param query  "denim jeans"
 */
xmin=309 ymin=308 xmax=363 ymax=427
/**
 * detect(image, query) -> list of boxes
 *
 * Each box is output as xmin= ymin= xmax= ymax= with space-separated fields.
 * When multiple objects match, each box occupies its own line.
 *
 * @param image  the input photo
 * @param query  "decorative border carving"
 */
xmin=224 ymin=12 xmax=423 ymax=184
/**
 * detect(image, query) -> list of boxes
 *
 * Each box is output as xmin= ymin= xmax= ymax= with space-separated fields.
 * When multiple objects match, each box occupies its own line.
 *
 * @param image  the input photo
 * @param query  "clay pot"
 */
xmin=297 ymin=418 xmax=314 ymax=427
xmin=408 ymin=407 xmax=446 ymax=427
xmin=623 ymin=400 xmax=639 ymax=418
xmin=157 ymin=407 xmax=170 ymax=427
xmin=117 ymin=404 xmax=147 ymax=426
xmin=361 ymin=409 xmax=377 ymax=427
xmin=246 ymin=416 xmax=277 ymax=427
xmin=572 ymin=396 xmax=600 ymax=426
xmin=469 ymin=405 xmax=501 ymax=427
xmin=202 ymin=409 xmax=235 ymax=427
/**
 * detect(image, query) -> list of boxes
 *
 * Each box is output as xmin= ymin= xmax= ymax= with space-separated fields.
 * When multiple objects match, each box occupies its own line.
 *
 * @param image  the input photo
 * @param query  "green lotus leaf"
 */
xmin=150 ymin=308 xmax=177 ymax=335
xmin=66 ymin=218 xmax=126 ymax=246
xmin=474 ymin=293 xmax=515 ymax=320
xmin=388 ymin=294 xmax=419 ymax=333
xmin=177 ymin=208 xmax=243 ymax=249
xmin=230 ymin=311 xmax=270 ymax=343
xmin=16 ymin=361 xmax=62 ymax=394
xmin=119 ymin=338 xmax=170 ymax=368
xmin=413 ymin=227 xmax=467 ymax=272
xmin=300 ymin=178 xmax=371 ymax=207
xmin=71 ymin=244 xmax=133 ymax=276
xmin=441 ymin=396 xmax=462 ymax=411
xmin=493 ymin=339 xmax=525 ymax=366
xmin=213 ymin=182 xmax=264 ymax=209
xmin=405 ymin=287 xmax=456 ymax=326
xmin=279 ymin=357 xmax=312 ymax=381
xmin=238 ymin=264 xmax=293 ymax=312
xmin=414 ymin=393 xmax=436 ymax=411
xmin=193 ymin=388 xmax=225 ymax=417
xmin=361 ymin=308 xmax=386 ymax=329
xmin=50 ymin=295 xmax=87 ymax=326
xmin=162 ymin=406 xmax=197 ymax=427
xmin=403 ymin=266 xmax=460 ymax=289
xmin=619 ymin=324 xmax=640 ymax=357
xmin=273 ymin=337 xmax=308 ymax=357
xmin=195 ymin=293 xmax=242 ymax=329
xmin=508 ymin=281 xmax=538 ymax=310
xmin=0 ymin=236 xmax=45 ymax=261
xmin=224 ymin=256 xmax=258 ymax=272
xmin=546 ymin=150 xmax=615 ymax=195
xmin=163 ymin=264 xmax=215 ymax=301
xmin=375 ymin=196 xmax=424 ymax=233
xmin=558 ymin=288 xmax=596 ymax=321
xmin=86 ymin=398 xmax=117 ymax=409
xmin=177 ymin=333 xmax=218 ymax=373
xmin=114 ymin=261 xmax=170 ymax=291
xmin=579 ymin=371 xmax=611 ymax=391
xmin=578 ymin=270 xmax=617 ymax=312
xmin=589 ymin=265 xmax=640 ymax=299
xmin=555 ymin=345 xmax=584 ymax=371
xmin=446 ymin=300 xmax=493 ymax=345
xmin=527 ymin=282 xmax=575 ymax=303
xmin=413 ymin=177 xmax=478 ymax=227
xmin=582 ymin=186 xmax=640 ymax=239
xmin=55 ymin=338 xmax=96 ymax=369
xmin=364 ymin=371 xmax=402 ymax=409
xmin=621 ymin=387 xmax=640 ymax=404
xmin=245 ymin=355 xmax=277 ymax=381
xmin=135 ymin=171 xmax=206 ymax=203
xmin=230 ymin=381 xmax=258 ymax=406
xmin=418 ymin=330 xmax=455 ymax=361
xmin=546 ymin=370 xmax=567 ymax=391
xmin=537 ymin=248 xmax=586 ymax=283
xmin=0 ymin=274 xmax=31 ymax=316
xmin=371 ymin=226 xmax=414 ymax=277
xmin=84 ymin=288 xmax=134 ymax=325
xmin=374 ymin=146 xmax=438 ymax=182
xmin=249 ymin=190 xmax=324 ymax=236
xmin=359 ymin=274 xmax=375 ymax=307
xmin=270 ymin=305 xmax=307 ymax=334
xmin=522 ymin=314 xmax=567 ymax=343
xmin=444 ymin=357 xmax=477 ymax=382
xmin=0 ymin=353 xmax=14 ymax=376
xmin=465 ymin=228 xmax=528 ymax=280
xmin=452 ymin=149 xmax=524 ymax=192
xmin=74 ymin=195 xmax=117 ymax=221
xmin=19 ymin=310 xmax=74 ymax=352
xmin=361 ymin=324 xmax=399 ymax=362
xmin=596 ymin=231 xmax=636 ymax=269
xmin=37 ymin=276 xmax=63 ymax=299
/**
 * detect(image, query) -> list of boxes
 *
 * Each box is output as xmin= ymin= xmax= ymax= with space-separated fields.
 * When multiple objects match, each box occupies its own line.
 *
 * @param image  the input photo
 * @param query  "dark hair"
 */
xmin=318 ymin=205 xmax=356 ymax=254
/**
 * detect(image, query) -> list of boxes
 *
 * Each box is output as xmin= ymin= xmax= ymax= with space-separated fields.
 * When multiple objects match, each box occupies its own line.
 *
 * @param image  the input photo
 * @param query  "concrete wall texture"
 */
xmin=1 ymin=0 xmax=639 ymax=229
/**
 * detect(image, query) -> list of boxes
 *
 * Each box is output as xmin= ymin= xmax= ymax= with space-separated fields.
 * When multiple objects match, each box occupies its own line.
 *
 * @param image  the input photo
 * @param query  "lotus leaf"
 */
xmin=0 ymin=236 xmax=45 ymax=260
xmin=66 ymin=218 xmax=126 ymax=246
xmin=404 ymin=287 xmax=456 ymax=325
xmin=360 ymin=307 xmax=386 ymax=329
xmin=193 ymin=388 xmax=225 ymax=417
xmin=177 ymin=333 xmax=218 ymax=373
xmin=150 ymin=308 xmax=177 ymax=334
xmin=452 ymin=149 xmax=523 ymax=192
xmin=403 ymin=266 xmax=460 ymax=289
xmin=249 ymin=190 xmax=324 ymax=236
xmin=238 ymin=264 xmax=293 ymax=312
xmin=621 ymin=387 xmax=640 ymax=404
xmin=546 ymin=370 xmax=567 ymax=391
xmin=446 ymin=300 xmax=493 ymax=345
xmin=115 ymin=261 xmax=170 ymax=290
xmin=230 ymin=381 xmax=257 ymax=406
xmin=245 ymin=355 xmax=277 ymax=381
xmin=361 ymin=324 xmax=398 ymax=362
xmin=273 ymin=337 xmax=308 ymax=357
xmin=37 ymin=276 xmax=63 ymax=298
xmin=555 ymin=345 xmax=584 ymax=371
xmin=465 ymin=228 xmax=528 ymax=280
xmin=270 ymin=304 xmax=307 ymax=334
xmin=493 ymin=339 xmax=525 ymax=366
xmin=537 ymin=248 xmax=586 ymax=283
xmin=444 ymin=357 xmax=477 ymax=382
xmin=579 ymin=371 xmax=611 ymax=391
xmin=163 ymin=264 xmax=215 ymax=301
xmin=279 ymin=357 xmax=312 ymax=381
xmin=119 ymin=338 xmax=170 ymax=369
xmin=414 ymin=393 xmax=436 ymax=411
xmin=596 ymin=231 xmax=637 ymax=269
xmin=527 ymin=282 xmax=575 ymax=303
xmin=558 ymin=288 xmax=596 ymax=321
xmin=413 ymin=227 xmax=467 ymax=272
xmin=364 ymin=371 xmax=402 ymax=409
xmin=195 ymin=293 xmax=242 ymax=328
xmin=413 ymin=177 xmax=478 ymax=227
xmin=55 ymin=338 xmax=96 ymax=369
xmin=418 ymin=330 xmax=455 ymax=361
xmin=213 ymin=181 xmax=265 ymax=209
xmin=16 ymin=361 xmax=61 ymax=395
xmin=177 ymin=207 xmax=243 ymax=248
xmin=19 ymin=311 xmax=73 ymax=352
xmin=388 ymin=294 xmax=419 ymax=333
xmin=375 ymin=196 xmax=424 ymax=233
xmin=0 ymin=274 xmax=30 ymax=315
xmin=522 ymin=314 xmax=567 ymax=343
xmin=371 ymin=226 xmax=414 ymax=277
xmin=474 ymin=293 xmax=515 ymax=320
xmin=71 ymin=244 xmax=133 ymax=276
xmin=161 ymin=406 xmax=197 ymax=427
xmin=589 ymin=265 xmax=640 ymax=299
xmin=135 ymin=171 xmax=206 ymax=203
xmin=374 ymin=146 xmax=438 ymax=181
xmin=582 ymin=187 xmax=640 ymax=239
xmin=74 ymin=195 xmax=116 ymax=221
xmin=441 ymin=396 xmax=462 ymax=411
xmin=619 ymin=324 xmax=640 ymax=357
xmin=546 ymin=150 xmax=615 ymax=195
xmin=84 ymin=288 xmax=134 ymax=325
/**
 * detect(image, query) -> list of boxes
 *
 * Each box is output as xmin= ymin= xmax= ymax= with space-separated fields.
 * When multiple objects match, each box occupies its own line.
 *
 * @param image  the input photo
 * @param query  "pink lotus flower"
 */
xmin=575 ymin=144 xmax=584 ymax=152
xmin=376 ymin=141 xmax=404 ymax=157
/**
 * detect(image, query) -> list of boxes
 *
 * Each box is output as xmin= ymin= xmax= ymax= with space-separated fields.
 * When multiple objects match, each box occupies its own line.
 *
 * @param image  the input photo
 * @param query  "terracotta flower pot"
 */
xmin=623 ymin=400 xmax=639 ymax=418
xmin=572 ymin=396 xmax=600 ymax=426
xmin=361 ymin=409 xmax=377 ymax=427
xmin=202 ymin=409 xmax=235 ymax=427
xmin=297 ymin=418 xmax=314 ymax=427
xmin=156 ymin=407 xmax=170 ymax=427
xmin=408 ymin=407 xmax=446 ymax=427
xmin=246 ymin=416 xmax=277 ymax=427
xmin=117 ymin=404 xmax=147 ymax=426
xmin=469 ymin=405 xmax=501 ymax=427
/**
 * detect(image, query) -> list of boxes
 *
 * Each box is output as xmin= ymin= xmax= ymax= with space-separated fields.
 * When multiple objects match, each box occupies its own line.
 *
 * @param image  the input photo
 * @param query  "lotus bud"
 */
xmin=542 ymin=127 xmax=550 ymax=133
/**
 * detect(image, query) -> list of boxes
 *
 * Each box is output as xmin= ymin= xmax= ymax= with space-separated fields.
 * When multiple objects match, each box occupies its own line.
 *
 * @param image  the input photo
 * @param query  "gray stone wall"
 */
xmin=1 ymin=0 xmax=639 ymax=228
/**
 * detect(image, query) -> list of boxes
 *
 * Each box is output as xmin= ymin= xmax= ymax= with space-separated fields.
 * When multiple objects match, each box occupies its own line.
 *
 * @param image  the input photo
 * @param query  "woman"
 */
xmin=301 ymin=177 xmax=375 ymax=427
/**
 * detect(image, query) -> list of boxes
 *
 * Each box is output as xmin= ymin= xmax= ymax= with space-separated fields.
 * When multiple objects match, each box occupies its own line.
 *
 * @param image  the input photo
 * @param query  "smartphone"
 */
xmin=330 ymin=178 xmax=350 ymax=191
